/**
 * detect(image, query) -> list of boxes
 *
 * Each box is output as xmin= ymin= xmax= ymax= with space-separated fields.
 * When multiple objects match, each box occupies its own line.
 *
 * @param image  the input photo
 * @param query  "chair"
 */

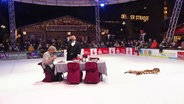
xmin=72 ymin=58 xmax=82 ymax=62
xmin=37 ymin=62 xmax=42 ymax=66
xmin=42 ymin=70 xmax=55 ymax=82
xmin=84 ymin=62 xmax=101 ymax=84
xmin=37 ymin=62 xmax=55 ymax=82
xmin=72 ymin=57 xmax=81 ymax=61
xmin=67 ymin=62 xmax=83 ymax=84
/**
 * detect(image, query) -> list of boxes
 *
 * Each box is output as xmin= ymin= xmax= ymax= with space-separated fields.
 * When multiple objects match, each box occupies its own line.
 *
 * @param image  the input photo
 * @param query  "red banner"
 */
xmin=83 ymin=48 xmax=91 ymax=55
xmin=90 ymin=48 xmax=97 ymax=55
xmin=115 ymin=47 xmax=126 ymax=54
xmin=97 ymin=48 xmax=109 ymax=55
xmin=126 ymin=48 xmax=132 ymax=55
xmin=82 ymin=47 xmax=139 ymax=56
xmin=178 ymin=52 xmax=184 ymax=60
xmin=109 ymin=48 xmax=115 ymax=54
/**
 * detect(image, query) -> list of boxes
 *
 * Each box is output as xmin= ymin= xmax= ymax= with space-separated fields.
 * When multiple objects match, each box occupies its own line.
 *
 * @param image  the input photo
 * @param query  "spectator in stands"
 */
xmin=0 ymin=43 xmax=5 ymax=52
xmin=14 ymin=45 xmax=20 ymax=51
xmin=37 ymin=44 xmax=43 ymax=51
xmin=147 ymin=38 xmax=152 ymax=48
xmin=139 ymin=41 xmax=145 ymax=48
xmin=92 ymin=42 xmax=98 ymax=48
xmin=151 ymin=40 xmax=158 ymax=48
xmin=37 ymin=43 xmax=46 ymax=54
xmin=139 ymin=29 xmax=146 ymax=42
xmin=181 ymin=41 xmax=184 ymax=49
xmin=114 ymin=41 xmax=120 ymax=47
xmin=28 ymin=44 xmax=35 ymax=52
xmin=105 ymin=41 xmax=110 ymax=47
xmin=4 ymin=42 xmax=9 ymax=51
xmin=170 ymin=41 xmax=177 ymax=49
xmin=159 ymin=38 xmax=167 ymax=52
xmin=66 ymin=35 xmax=81 ymax=61
xmin=120 ymin=41 xmax=126 ymax=47
xmin=100 ymin=42 xmax=106 ymax=47
xmin=8 ymin=43 xmax=12 ymax=51
xmin=81 ymin=41 xmax=89 ymax=48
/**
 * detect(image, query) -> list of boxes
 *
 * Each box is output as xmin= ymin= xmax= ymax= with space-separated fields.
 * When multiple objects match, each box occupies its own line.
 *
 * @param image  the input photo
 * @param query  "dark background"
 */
xmin=0 ymin=0 xmax=184 ymax=42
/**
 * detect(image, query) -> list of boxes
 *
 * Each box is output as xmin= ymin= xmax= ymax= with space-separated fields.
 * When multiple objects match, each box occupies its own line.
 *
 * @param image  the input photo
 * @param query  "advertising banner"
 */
xmin=109 ymin=48 xmax=115 ymax=54
xmin=178 ymin=52 xmax=184 ymax=60
xmin=0 ymin=52 xmax=28 ymax=60
xmin=83 ymin=48 xmax=91 ymax=55
xmin=140 ymin=49 xmax=177 ymax=59
xmin=97 ymin=48 xmax=109 ymax=55
xmin=90 ymin=48 xmax=97 ymax=55
xmin=0 ymin=52 xmax=7 ymax=60
xmin=115 ymin=47 xmax=126 ymax=54
xmin=126 ymin=48 xmax=133 ymax=55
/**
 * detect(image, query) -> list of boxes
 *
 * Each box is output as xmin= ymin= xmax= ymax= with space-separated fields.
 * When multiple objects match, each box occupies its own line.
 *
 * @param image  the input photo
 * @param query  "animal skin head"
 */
xmin=153 ymin=68 xmax=160 ymax=72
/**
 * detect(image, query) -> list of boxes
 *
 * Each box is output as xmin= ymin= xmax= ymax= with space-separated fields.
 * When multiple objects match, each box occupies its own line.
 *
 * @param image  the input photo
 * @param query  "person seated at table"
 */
xmin=66 ymin=35 xmax=81 ymax=61
xmin=42 ymin=45 xmax=63 ymax=82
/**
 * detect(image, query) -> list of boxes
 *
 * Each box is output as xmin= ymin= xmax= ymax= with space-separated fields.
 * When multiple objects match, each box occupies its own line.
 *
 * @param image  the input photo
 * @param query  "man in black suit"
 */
xmin=66 ymin=35 xmax=81 ymax=61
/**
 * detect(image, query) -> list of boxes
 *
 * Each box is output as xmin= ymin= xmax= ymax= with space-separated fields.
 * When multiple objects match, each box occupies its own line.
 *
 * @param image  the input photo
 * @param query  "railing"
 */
xmin=1 ymin=47 xmax=184 ymax=61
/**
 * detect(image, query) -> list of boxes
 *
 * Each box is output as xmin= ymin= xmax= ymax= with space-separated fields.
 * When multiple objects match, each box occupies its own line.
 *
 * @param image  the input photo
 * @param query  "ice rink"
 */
xmin=0 ymin=55 xmax=184 ymax=104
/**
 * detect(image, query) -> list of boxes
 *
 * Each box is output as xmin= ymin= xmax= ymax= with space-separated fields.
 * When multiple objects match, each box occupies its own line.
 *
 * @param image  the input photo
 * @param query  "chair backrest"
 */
xmin=37 ymin=62 xmax=42 ymax=66
xmin=72 ymin=58 xmax=81 ymax=61
xmin=85 ymin=62 xmax=98 ymax=72
xmin=67 ymin=62 xmax=80 ymax=72
xmin=84 ymin=62 xmax=100 ymax=84
xmin=67 ymin=62 xmax=81 ymax=84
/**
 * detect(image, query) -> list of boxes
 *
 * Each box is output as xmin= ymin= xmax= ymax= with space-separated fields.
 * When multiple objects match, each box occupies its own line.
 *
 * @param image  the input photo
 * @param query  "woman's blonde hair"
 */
xmin=48 ymin=46 xmax=57 ymax=52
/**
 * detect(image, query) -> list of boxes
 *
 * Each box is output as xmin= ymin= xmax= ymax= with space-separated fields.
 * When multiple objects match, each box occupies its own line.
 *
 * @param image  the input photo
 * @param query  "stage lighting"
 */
xmin=0 ymin=25 xmax=6 ymax=29
xmin=122 ymin=21 xmax=126 ymax=25
xmin=100 ymin=3 xmax=105 ymax=7
xmin=23 ymin=31 xmax=27 ymax=35
xmin=1 ymin=0 xmax=7 ymax=2
xmin=67 ymin=32 xmax=71 ymax=35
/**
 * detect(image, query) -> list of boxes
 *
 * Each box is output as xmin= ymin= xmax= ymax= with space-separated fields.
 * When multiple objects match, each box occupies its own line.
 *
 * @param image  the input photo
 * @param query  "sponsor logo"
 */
xmin=98 ymin=49 xmax=102 ymax=55
xmin=148 ymin=50 xmax=152 ymax=55
xmin=178 ymin=52 xmax=184 ymax=60
xmin=144 ymin=50 xmax=147 ymax=55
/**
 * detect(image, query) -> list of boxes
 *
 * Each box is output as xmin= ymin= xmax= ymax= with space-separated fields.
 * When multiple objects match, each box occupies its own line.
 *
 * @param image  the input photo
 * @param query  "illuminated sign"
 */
xmin=121 ymin=14 xmax=149 ymax=22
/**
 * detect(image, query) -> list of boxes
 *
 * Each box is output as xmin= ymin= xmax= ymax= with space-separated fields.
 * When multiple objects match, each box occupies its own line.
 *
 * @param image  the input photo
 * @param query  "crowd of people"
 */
xmin=0 ymin=36 xmax=184 ymax=53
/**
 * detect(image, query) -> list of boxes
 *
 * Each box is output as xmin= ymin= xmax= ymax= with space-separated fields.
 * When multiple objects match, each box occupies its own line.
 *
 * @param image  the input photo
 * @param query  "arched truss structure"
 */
xmin=13 ymin=0 xmax=135 ymax=6
xmin=9 ymin=0 xmax=135 ymax=46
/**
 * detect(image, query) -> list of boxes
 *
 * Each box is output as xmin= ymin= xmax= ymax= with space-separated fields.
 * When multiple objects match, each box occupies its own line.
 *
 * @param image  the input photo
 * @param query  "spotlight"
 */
xmin=100 ymin=3 xmax=105 ymax=7
xmin=23 ymin=31 xmax=27 ymax=35
xmin=67 ymin=32 xmax=71 ymax=35
xmin=0 ymin=25 xmax=6 ymax=29
xmin=122 ymin=21 xmax=126 ymax=25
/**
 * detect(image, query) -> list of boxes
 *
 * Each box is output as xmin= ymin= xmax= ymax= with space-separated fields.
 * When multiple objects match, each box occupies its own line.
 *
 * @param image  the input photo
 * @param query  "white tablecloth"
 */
xmin=55 ymin=60 xmax=107 ymax=76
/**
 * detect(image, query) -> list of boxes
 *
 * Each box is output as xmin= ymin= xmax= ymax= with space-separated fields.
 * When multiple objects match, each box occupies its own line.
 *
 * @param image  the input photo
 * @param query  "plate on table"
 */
xmin=58 ymin=60 xmax=65 ymax=63
xmin=73 ymin=60 xmax=80 ymax=62
xmin=89 ymin=59 xmax=98 ymax=62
